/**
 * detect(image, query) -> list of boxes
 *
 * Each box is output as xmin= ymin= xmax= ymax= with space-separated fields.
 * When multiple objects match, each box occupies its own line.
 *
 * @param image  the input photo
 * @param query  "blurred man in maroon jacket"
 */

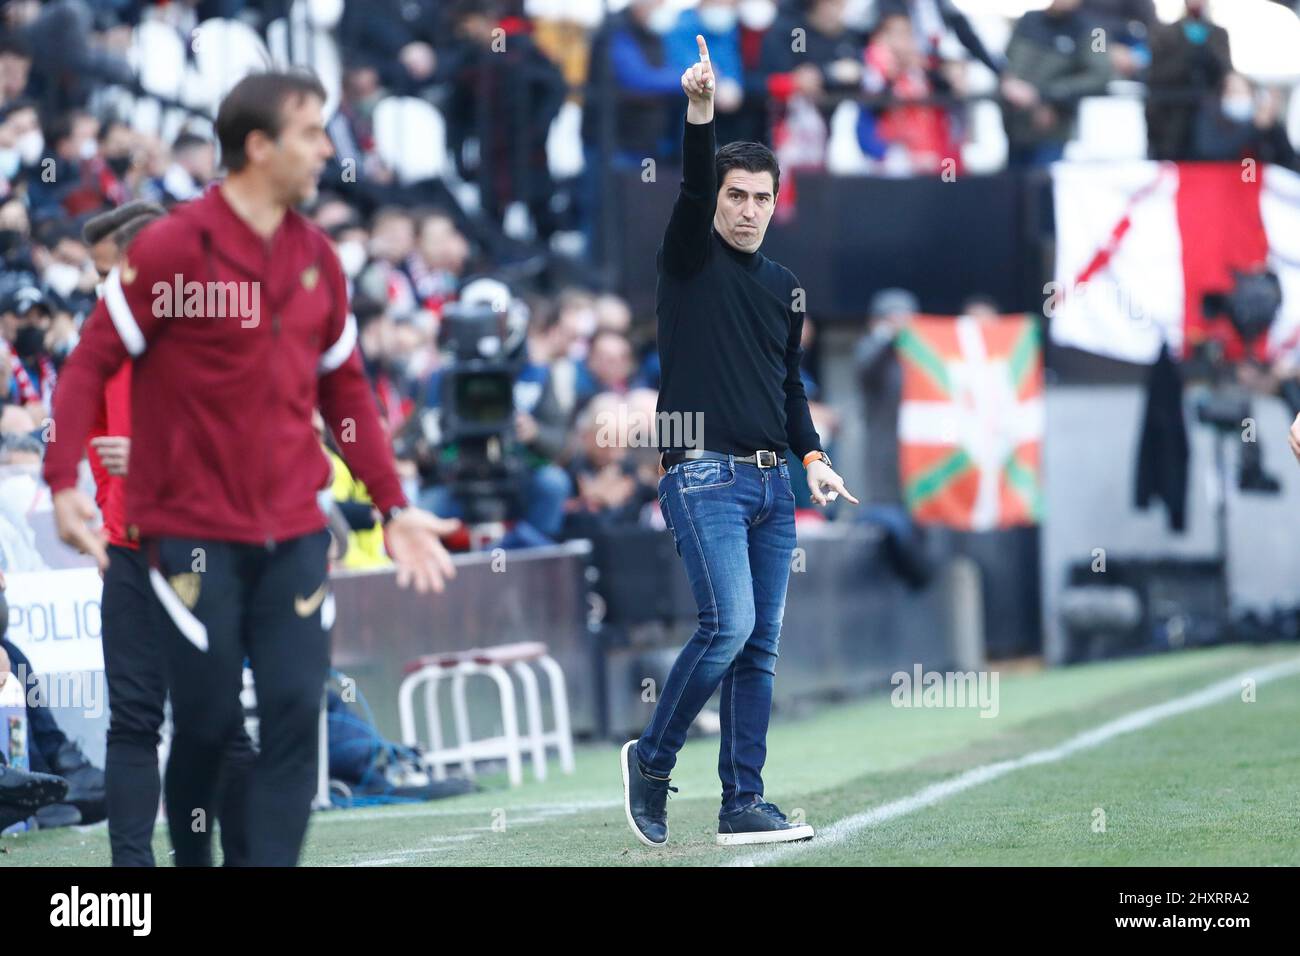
xmin=45 ymin=71 xmax=459 ymax=866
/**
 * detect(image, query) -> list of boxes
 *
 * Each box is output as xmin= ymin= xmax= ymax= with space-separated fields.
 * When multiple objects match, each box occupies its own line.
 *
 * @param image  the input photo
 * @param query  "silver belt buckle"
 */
xmin=755 ymin=449 xmax=778 ymax=468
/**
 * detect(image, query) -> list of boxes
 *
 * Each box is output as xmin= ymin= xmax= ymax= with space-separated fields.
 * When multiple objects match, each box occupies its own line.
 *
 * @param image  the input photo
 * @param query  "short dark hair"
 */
xmin=215 ymin=70 xmax=327 ymax=173
xmin=0 ymin=36 xmax=31 ymax=60
xmin=172 ymin=132 xmax=212 ymax=155
xmin=451 ymin=0 xmax=501 ymax=23
xmin=715 ymin=141 xmax=780 ymax=196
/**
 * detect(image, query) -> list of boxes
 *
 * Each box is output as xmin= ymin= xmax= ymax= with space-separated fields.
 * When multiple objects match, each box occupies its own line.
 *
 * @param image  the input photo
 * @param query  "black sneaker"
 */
xmin=716 ymin=800 xmax=814 ymax=846
xmin=32 ymin=803 xmax=82 ymax=830
xmin=620 ymin=740 xmax=676 ymax=847
xmin=51 ymin=740 xmax=106 ymax=825
xmin=0 ymin=762 xmax=68 ymax=812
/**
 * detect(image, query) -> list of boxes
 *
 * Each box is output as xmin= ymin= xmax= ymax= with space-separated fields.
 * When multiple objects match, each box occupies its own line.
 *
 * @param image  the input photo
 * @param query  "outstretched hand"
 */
xmin=806 ymin=460 xmax=860 ymax=508
xmin=384 ymin=507 xmax=461 ymax=594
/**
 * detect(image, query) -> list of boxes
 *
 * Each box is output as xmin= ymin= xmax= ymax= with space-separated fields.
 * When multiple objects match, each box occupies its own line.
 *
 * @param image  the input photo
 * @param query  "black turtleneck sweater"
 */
xmin=654 ymin=117 xmax=822 ymax=461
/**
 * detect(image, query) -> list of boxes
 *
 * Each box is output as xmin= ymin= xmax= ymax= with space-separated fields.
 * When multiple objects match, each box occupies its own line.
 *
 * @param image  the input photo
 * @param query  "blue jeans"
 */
xmin=636 ymin=456 xmax=798 ymax=817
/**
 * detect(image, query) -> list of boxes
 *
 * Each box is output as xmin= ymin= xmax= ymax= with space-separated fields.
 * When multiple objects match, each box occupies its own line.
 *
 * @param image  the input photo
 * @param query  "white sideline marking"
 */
xmin=328 ymin=799 xmax=624 ymax=867
xmin=730 ymin=657 xmax=1300 ymax=867
xmin=314 ymin=798 xmax=621 ymax=825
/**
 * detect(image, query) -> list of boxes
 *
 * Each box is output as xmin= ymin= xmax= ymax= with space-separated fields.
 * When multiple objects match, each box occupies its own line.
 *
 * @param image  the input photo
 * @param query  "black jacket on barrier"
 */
xmin=1135 ymin=344 xmax=1189 ymax=533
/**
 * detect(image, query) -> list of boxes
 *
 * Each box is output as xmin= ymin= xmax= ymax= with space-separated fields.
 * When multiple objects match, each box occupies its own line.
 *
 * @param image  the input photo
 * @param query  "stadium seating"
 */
xmin=372 ymin=96 xmax=450 ymax=185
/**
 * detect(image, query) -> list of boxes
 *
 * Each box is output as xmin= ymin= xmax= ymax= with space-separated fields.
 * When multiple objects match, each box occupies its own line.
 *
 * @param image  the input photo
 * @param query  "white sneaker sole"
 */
xmin=620 ymin=740 xmax=668 ymax=848
xmin=716 ymin=824 xmax=815 ymax=846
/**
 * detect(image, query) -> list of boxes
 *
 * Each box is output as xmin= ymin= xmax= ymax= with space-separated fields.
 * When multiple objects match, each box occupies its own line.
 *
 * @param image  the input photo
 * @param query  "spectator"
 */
xmin=1 ymin=285 xmax=56 ymax=414
xmin=1000 ymin=0 xmax=1112 ymax=168
xmin=561 ymin=391 xmax=657 ymax=539
xmin=757 ymin=0 xmax=869 ymax=125
xmin=1192 ymin=72 xmax=1296 ymax=168
xmin=0 ymin=195 xmax=32 ymax=271
xmin=556 ymin=287 xmax=599 ymax=362
xmin=329 ymin=220 xmax=371 ymax=287
xmin=406 ymin=210 xmax=470 ymax=315
xmin=855 ymin=288 xmax=919 ymax=507
xmin=593 ymin=292 xmax=633 ymax=336
xmin=859 ymin=10 xmax=964 ymax=174
xmin=0 ymin=35 xmax=31 ymax=106
xmin=582 ymin=0 xmax=684 ymax=165
xmin=515 ymin=296 xmax=581 ymax=467
xmin=1080 ymin=0 xmax=1156 ymax=79
xmin=357 ymin=206 xmax=419 ymax=316
xmin=356 ymin=297 xmax=417 ymax=431
xmin=31 ymin=220 xmax=97 ymax=325
xmin=730 ymin=0 xmax=781 ymax=143
xmin=325 ymin=61 xmax=402 ymax=215
xmin=6 ymin=0 xmax=132 ymax=111
xmin=578 ymin=328 xmax=634 ymax=409
xmin=790 ymin=315 xmax=841 ymax=508
xmin=336 ymin=0 xmax=446 ymax=94
xmin=0 ymin=430 xmax=47 ymax=573
xmin=1146 ymin=0 xmax=1233 ymax=160
xmin=24 ymin=109 xmax=101 ymax=220
xmin=0 ymin=584 xmax=106 ymax=830
xmin=313 ymin=192 xmax=363 ymax=234
xmin=666 ymin=0 xmax=750 ymax=143
xmin=441 ymin=0 xmax=567 ymax=240
xmin=876 ymin=0 xmax=1006 ymax=77
xmin=962 ymin=294 xmax=1001 ymax=320
xmin=155 ymin=132 xmax=216 ymax=204
xmin=0 ymin=98 xmax=40 ymax=200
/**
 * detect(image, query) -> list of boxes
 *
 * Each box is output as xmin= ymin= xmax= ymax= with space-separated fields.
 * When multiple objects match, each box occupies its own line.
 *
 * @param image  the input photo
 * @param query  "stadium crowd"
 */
xmin=0 ymin=0 xmax=1294 ymax=564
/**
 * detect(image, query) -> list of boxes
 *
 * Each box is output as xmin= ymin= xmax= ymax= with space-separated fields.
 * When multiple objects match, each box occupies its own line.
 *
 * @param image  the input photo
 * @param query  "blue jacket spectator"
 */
xmin=582 ymin=1 xmax=684 ymax=162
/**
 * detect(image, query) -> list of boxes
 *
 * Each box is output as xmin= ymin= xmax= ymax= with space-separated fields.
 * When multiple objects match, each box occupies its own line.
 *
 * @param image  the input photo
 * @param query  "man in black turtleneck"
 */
xmin=620 ymin=34 xmax=857 ymax=850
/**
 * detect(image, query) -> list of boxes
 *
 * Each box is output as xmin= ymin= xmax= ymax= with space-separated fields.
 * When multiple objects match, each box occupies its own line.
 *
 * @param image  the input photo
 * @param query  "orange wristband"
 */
xmin=802 ymin=451 xmax=824 ymax=467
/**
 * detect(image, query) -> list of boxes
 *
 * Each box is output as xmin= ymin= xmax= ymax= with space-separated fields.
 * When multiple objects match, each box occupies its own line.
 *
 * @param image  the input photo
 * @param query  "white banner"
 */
xmin=4 ymin=567 xmax=104 ymax=675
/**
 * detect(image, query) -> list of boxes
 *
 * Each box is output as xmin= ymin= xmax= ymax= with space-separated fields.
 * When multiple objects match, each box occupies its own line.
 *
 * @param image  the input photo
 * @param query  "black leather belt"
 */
xmin=661 ymin=448 xmax=782 ymax=470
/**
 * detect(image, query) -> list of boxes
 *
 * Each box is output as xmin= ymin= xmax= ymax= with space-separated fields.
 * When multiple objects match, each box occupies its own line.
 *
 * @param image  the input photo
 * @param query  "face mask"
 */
xmin=738 ymin=0 xmax=776 ymax=30
xmin=645 ymin=6 xmax=679 ymax=35
xmin=106 ymin=155 xmax=131 ymax=177
xmin=0 ymin=149 xmax=18 ymax=179
xmin=338 ymin=240 xmax=367 ymax=279
xmin=78 ymin=138 xmax=97 ymax=161
xmin=44 ymin=262 xmax=81 ymax=298
xmin=14 ymin=324 xmax=47 ymax=360
xmin=16 ymin=130 xmax=43 ymax=166
xmin=1221 ymin=96 xmax=1254 ymax=123
xmin=698 ymin=5 xmax=737 ymax=33
xmin=0 ymin=229 xmax=22 ymax=255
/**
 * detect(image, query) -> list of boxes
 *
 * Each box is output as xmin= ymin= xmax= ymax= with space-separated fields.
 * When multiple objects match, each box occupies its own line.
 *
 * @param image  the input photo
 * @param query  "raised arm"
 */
xmin=661 ymin=35 xmax=718 ymax=278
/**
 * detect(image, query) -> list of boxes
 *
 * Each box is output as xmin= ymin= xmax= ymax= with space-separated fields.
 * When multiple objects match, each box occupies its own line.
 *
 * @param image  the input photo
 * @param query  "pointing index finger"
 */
xmin=697 ymin=34 xmax=710 ymax=64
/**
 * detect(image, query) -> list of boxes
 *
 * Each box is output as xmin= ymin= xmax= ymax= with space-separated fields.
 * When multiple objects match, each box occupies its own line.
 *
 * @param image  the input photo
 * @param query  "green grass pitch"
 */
xmin=5 ymin=644 xmax=1298 ymax=867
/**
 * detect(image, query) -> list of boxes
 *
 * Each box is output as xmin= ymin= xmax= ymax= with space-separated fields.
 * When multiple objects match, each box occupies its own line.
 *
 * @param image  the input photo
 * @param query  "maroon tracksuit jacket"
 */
xmin=44 ymin=184 xmax=406 ymax=543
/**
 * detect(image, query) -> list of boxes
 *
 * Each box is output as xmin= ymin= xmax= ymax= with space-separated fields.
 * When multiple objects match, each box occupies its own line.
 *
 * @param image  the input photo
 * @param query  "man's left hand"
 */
xmin=806 ymin=460 xmax=860 ymax=507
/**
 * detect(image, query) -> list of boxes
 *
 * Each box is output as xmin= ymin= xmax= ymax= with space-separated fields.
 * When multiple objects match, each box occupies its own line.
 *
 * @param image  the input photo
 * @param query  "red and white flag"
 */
xmin=1050 ymin=161 xmax=1300 ymax=364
